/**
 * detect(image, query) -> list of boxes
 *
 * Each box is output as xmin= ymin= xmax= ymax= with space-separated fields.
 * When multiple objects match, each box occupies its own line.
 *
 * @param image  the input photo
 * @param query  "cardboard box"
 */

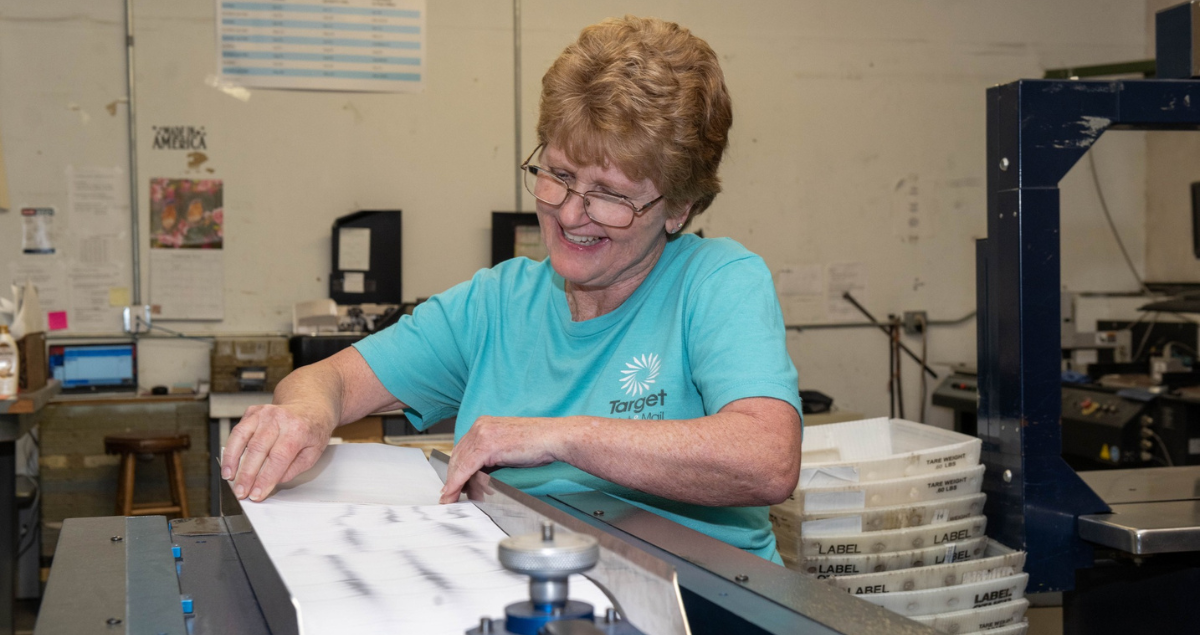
xmin=334 ymin=417 xmax=383 ymax=444
xmin=210 ymin=336 xmax=292 ymax=393
xmin=18 ymin=332 xmax=46 ymax=392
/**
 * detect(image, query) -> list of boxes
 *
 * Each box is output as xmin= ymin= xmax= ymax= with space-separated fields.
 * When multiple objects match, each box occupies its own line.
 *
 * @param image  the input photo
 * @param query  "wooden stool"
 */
xmin=104 ymin=432 xmax=191 ymax=518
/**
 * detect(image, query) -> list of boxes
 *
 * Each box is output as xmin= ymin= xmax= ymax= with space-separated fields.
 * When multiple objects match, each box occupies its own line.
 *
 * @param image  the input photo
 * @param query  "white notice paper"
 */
xmin=826 ymin=262 xmax=867 ymax=322
xmin=68 ymin=264 xmax=123 ymax=333
xmin=68 ymin=166 xmax=129 ymax=267
xmin=217 ymin=0 xmax=427 ymax=94
xmin=9 ymin=257 xmax=69 ymax=315
xmin=149 ymin=249 xmax=224 ymax=320
xmin=338 ymin=227 xmax=372 ymax=271
xmin=343 ymin=271 xmax=365 ymax=294
xmin=68 ymin=167 xmax=126 ymax=236
xmin=238 ymin=445 xmax=612 ymax=635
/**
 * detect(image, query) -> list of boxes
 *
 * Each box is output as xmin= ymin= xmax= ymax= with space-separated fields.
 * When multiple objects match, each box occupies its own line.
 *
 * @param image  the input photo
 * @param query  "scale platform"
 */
xmin=1077 ymin=466 xmax=1200 ymax=554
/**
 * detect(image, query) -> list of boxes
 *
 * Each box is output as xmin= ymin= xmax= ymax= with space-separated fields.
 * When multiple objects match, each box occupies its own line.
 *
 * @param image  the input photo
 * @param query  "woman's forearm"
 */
xmin=555 ymin=397 xmax=801 ymax=507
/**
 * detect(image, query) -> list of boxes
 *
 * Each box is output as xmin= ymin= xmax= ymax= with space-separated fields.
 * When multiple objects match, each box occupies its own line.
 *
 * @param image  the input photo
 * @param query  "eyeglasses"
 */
xmin=520 ymin=144 xmax=663 ymax=229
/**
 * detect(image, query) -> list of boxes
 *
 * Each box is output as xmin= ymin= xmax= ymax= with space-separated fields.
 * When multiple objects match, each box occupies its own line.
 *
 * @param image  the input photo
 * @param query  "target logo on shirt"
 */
xmin=620 ymin=353 xmax=661 ymax=396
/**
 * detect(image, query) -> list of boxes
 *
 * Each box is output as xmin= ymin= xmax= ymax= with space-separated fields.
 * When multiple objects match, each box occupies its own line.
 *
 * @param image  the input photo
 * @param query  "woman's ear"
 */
xmin=665 ymin=203 xmax=695 ymax=234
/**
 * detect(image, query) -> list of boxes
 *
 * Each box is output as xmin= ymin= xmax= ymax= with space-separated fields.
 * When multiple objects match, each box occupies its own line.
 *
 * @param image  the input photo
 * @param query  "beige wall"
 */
xmin=1 ymin=1 xmax=1150 ymax=420
xmin=1145 ymin=0 xmax=1200 ymax=284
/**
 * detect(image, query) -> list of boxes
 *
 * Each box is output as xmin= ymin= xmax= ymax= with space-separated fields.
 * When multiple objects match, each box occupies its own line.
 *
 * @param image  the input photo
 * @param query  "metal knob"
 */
xmin=498 ymin=522 xmax=598 ymax=607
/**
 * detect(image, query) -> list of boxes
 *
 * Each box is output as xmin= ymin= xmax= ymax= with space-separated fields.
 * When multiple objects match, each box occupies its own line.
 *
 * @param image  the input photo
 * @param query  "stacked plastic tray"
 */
xmin=771 ymin=418 xmax=1030 ymax=634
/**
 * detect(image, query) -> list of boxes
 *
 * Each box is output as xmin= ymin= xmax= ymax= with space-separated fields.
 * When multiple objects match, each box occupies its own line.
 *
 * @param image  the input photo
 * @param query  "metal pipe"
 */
xmin=840 ymin=292 xmax=939 ymax=379
xmin=893 ymin=322 xmax=905 ymax=419
xmin=512 ymin=0 xmax=523 ymax=212
xmin=785 ymin=310 xmax=976 ymax=331
xmin=888 ymin=323 xmax=895 ymax=418
xmin=124 ymin=0 xmax=141 ymax=304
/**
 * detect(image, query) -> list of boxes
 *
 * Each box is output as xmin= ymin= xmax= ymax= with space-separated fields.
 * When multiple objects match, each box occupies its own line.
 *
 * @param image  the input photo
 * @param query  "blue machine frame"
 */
xmin=979 ymin=78 xmax=1200 ymax=593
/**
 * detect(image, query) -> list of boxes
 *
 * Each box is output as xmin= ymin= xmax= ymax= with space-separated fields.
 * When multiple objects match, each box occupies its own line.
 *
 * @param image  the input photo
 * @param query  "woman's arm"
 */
xmin=221 ymin=347 xmax=405 ymax=501
xmin=439 ymin=396 xmax=801 ymax=506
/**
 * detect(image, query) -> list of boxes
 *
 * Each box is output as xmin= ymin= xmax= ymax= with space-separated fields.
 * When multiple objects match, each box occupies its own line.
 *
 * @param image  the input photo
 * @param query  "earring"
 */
xmin=672 ymin=221 xmax=685 ymax=234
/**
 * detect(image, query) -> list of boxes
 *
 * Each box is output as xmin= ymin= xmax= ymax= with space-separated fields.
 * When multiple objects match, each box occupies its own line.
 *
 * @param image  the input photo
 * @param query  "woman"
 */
xmin=222 ymin=16 xmax=802 ymax=563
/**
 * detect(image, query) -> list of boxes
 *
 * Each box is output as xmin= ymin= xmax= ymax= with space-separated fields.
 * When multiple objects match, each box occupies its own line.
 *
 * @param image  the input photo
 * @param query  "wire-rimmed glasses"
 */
xmin=519 ymin=145 xmax=663 ymax=228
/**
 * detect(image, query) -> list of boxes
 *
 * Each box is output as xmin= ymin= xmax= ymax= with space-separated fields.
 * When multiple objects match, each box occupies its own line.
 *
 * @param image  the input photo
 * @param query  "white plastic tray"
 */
xmin=801 ymin=418 xmax=981 ymax=484
xmin=799 ymin=516 xmax=987 ymax=557
xmin=792 ymin=464 xmax=986 ymax=514
xmin=794 ymin=493 xmax=987 ymax=532
xmin=962 ymin=623 xmax=1028 ymax=635
xmin=909 ymin=598 xmax=1029 ymax=633
xmin=823 ymin=539 xmax=1026 ymax=594
xmin=855 ymin=573 xmax=1028 ymax=616
xmin=800 ymin=536 xmax=987 ymax=578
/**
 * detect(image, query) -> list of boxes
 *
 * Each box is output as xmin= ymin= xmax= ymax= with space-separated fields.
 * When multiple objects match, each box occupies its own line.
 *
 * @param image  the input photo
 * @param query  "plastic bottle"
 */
xmin=0 ymin=324 xmax=18 ymax=399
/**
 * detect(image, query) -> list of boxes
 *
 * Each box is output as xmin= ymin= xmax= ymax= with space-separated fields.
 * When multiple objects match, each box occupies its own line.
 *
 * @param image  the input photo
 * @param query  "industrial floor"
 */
xmin=1028 ymin=606 xmax=1063 ymax=635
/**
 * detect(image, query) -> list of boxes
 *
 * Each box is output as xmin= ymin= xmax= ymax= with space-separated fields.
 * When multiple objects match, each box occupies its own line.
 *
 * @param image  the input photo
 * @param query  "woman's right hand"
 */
xmin=220 ymin=402 xmax=336 ymax=502
xmin=218 ymin=347 xmax=405 ymax=502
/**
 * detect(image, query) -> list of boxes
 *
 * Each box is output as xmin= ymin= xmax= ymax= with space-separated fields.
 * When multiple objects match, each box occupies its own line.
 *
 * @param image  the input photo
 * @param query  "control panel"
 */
xmin=1061 ymin=386 xmax=1152 ymax=468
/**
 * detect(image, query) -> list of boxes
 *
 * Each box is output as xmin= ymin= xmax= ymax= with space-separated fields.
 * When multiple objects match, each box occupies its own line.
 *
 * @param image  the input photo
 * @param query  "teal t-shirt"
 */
xmin=354 ymin=234 xmax=802 ymax=563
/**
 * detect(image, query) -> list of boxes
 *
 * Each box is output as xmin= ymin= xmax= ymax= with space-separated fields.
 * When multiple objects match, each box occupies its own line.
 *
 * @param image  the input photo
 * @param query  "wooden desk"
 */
xmin=0 ymin=381 xmax=60 ymax=635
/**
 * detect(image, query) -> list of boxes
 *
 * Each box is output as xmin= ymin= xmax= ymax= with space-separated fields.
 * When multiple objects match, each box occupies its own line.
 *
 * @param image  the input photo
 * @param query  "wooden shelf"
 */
xmin=0 ymin=380 xmax=61 ymax=416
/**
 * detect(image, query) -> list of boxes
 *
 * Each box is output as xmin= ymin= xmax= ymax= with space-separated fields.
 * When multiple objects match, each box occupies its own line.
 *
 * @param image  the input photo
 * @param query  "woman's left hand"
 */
xmin=439 ymin=415 xmax=565 ymax=504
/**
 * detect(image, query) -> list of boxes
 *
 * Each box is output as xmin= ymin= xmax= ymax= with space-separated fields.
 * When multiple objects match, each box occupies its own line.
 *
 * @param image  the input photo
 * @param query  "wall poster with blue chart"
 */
xmin=216 ymin=0 xmax=425 ymax=93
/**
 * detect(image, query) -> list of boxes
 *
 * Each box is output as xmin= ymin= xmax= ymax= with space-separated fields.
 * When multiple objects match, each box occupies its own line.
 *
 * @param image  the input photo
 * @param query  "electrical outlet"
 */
xmin=122 ymin=305 xmax=152 ymax=334
xmin=903 ymin=311 xmax=927 ymax=336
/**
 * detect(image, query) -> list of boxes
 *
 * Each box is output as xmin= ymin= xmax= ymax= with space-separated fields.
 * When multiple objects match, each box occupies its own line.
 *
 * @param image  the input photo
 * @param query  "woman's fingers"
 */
xmin=439 ymin=440 xmax=478 ymax=503
xmin=220 ymin=413 xmax=258 ymax=480
xmin=439 ymin=416 xmax=558 ymax=504
xmin=224 ymin=405 xmax=332 ymax=500
xmin=231 ymin=420 xmax=280 ymax=499
xmin=248 ymin=436 xmax=303 ymax=501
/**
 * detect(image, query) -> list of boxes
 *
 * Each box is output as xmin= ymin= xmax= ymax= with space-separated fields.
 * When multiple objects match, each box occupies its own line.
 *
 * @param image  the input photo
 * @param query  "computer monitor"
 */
xmin=48 ymin=343 xmax=137 ymax=394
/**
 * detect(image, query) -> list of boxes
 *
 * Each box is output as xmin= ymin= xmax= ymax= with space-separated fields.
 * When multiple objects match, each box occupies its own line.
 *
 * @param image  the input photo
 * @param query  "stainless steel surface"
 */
xmin=429 ymin=451 xmax=690 ymax=635
xmin=35 ymin=517 xmax=130 ymax=634
xmin=554 ymin=491 xmax=937 ymax=635
xmin=170 ymin=517 xmax=270 ymax=635
xmin=500 ymin=523 xmax=599 ymax=606
xmin=499 ymin=526 xmax=599 ymax=577
xmin=220 ymin=477 xmax=299 ymax=635
xmin=124 ymin=517 xmax=187 ymax=635
xmin=1077 ymin=466 xmax=1200 ymax=554
xmin=1078 ymin=465 xmax=1200 ymax=504
xmin=1079 ymin=500 xmax=1200 ymax=553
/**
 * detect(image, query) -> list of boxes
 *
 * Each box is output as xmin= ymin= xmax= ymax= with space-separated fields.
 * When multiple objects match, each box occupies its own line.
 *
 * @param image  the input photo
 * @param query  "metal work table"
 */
xmin=1077 ymin=466 xmax=1200 ymax=555
xmin=33 ymin=451 xmax=937 ymax=635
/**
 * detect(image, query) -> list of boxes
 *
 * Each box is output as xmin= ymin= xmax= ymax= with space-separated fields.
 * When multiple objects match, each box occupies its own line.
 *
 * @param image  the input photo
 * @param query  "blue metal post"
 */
xmin=979 ymin=78 xmax=1200 ymax=593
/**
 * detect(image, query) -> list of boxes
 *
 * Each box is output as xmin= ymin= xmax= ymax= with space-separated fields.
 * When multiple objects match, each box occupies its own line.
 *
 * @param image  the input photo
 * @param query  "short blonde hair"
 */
xmin=536 ymin=16 xmax=732 ymax=224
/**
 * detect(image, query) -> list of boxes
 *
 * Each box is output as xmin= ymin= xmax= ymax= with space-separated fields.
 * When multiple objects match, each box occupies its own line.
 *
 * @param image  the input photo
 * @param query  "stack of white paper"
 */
xmin=238 ymin=444 xmax=611 ymax=635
